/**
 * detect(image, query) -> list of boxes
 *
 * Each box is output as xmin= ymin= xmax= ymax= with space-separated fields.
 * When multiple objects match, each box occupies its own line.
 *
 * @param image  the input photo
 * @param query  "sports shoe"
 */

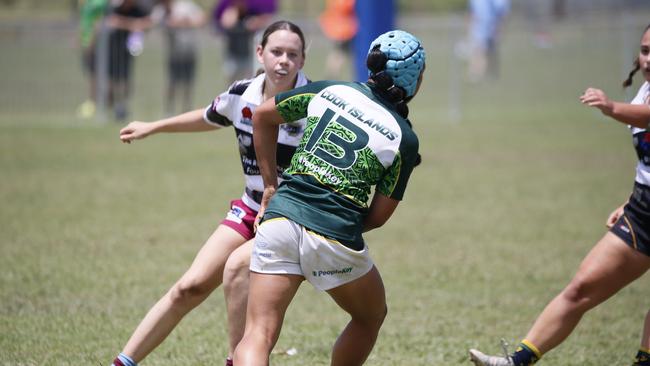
xmin=469 ymin=349 xmax=514 ymax=366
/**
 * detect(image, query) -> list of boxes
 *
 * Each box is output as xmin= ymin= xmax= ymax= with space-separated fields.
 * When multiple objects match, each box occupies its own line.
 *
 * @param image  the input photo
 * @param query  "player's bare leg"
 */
xmin=524 ymin=233 xmax=649 ymax=353
xmin=470 ymin=233 xmax=650 ymax=366
xmin=120 ymin=225 xmax=246 ymax=363
xmin=233 ymin=272 xmax=303 ymax=366
xmin=327 ymin=266 xmax=387 ymax=366
xmin=223 ymin=240 xmax=254 ymax=359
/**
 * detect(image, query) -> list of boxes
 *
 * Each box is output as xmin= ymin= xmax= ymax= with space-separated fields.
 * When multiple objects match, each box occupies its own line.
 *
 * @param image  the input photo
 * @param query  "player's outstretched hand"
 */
xmin=579 ymin=87 xmax=613 ymax=115
xmin=120 ymin=121 xmax=154 ymax=143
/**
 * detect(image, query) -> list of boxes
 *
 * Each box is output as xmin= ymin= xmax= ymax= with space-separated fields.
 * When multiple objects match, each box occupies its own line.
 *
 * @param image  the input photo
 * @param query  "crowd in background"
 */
xmin=77 ymin=0 xmax=278 ymax=121
xmin=74 ymin=0 xmax=649 ymax=122
xmin=75 ymin=0 xmax=567 ymax=122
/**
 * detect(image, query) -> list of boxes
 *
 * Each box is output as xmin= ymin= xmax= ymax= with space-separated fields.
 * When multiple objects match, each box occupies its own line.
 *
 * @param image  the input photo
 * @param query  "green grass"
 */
xmin=2 ymin=12 xmax=650 ymax=366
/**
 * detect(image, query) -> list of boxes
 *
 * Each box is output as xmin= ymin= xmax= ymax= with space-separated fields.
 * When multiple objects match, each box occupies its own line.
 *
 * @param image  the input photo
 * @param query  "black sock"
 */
xmin=634 ymin=348 xmax=650 ymax=366
xmin=510 ymin=340 xmax=541 ymax=366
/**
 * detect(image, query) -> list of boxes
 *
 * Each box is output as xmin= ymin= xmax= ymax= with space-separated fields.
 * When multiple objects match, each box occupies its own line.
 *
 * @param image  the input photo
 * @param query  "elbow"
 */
xmin=373 ymin=220 xmax=387 ymax=230
xmin=252 ymin=111 xmax=270 ymax=131
xmin=364 ymin=217 xmax=388 ymax=232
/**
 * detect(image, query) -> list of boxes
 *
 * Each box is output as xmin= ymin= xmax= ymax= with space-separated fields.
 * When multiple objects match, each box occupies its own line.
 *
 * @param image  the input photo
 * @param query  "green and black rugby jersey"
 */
xmin=264 ymin=80 xmax=420 ymax=250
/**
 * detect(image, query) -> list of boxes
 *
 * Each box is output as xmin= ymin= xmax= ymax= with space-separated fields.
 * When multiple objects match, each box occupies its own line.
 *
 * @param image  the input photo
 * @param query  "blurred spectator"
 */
xmin=105 ymin=0 xmax=153 ymax=121
xmin=152 ymin=0 xmax=207 ymax=116
xmin=319 ymin=0 xmax=357 ymax=79
xmin=467 ymin=0 xmax=509 ymax=82
xmin=553 ymin=0 xmax=566 ymax=20
xmin=212 ymin=0 xmax=276 ymax=86
xmin=77 ymin=0 xmax=108 ymax=119
xmin=524 ymin=0 xmax=553 ymax=49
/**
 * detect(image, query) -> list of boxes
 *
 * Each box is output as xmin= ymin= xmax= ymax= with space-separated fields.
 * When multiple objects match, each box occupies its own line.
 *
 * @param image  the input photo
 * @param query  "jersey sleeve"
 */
xmin=275 ymin=80 xmax=336 ymax=123
xmin=203 ymin=92 xmax=235 ymax=128
xmin=377 ymin=130 xmax=419 ymax=200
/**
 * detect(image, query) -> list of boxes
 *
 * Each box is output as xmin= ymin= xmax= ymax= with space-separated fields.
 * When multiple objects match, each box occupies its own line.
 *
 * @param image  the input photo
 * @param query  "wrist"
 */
xmin=602 ymin=101 xmax=615 ymax=116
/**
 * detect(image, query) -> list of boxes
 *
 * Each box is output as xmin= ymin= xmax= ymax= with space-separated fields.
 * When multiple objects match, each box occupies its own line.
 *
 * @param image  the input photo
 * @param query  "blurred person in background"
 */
xmin=466 ymin=0 xmax=509 ymax=82
xmin=152 ymin=0 xmax=207 ymax=116
xmin=110 ymin=21 xmax=308 ymax=366
xmin=105 ymin=0 xmax=153 ymax=121
xmin=77 ymin=0 xmax=108 ymax=119
xmin=212 ymin=0 xmax=276 ymax=87
xmin=524 ymin=0 xmax=553 ymax=49
xmin=469 ymin=24 xmax=650 ymax=366
xmin=319 ymin=0 xmax=357 ymax=79
xmin=552 ymin=0 xmax=566 ymax=20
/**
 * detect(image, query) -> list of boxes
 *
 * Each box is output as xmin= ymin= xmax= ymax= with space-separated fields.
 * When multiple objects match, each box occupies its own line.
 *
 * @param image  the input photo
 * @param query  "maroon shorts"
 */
xmin=220 ymin=199 xmax=258 ymax=241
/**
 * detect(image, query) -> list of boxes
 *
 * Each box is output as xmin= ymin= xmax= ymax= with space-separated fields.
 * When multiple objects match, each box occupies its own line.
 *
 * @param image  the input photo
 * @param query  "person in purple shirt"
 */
xmin=212 ymin=0 xmax=277 ymax=85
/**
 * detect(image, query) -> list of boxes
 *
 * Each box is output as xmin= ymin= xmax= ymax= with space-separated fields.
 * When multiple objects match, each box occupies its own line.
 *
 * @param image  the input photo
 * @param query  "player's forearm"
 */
xmin=253 ymin=122 xmax=279 ymax=189
xmin=605 ymin=102 xmax=650 ymax=129
xmin=363 ymin=194 xmax=398 ymax=232
xmin=253 ymin=99 xmax=285 ymax=189
xmin=153 ymin=109 xmax=214 ymax=133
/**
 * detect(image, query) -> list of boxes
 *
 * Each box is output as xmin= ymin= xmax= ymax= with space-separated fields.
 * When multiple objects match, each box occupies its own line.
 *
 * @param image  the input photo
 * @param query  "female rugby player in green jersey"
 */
xmin=233 ymin=29 xmax=426 ymax=366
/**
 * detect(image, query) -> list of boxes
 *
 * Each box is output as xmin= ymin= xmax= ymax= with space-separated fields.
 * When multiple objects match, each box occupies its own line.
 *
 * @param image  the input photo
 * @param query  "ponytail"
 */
xmin=623 ymin=23 xmax=650 ymax=88
xmin=367 ymin=45 xmax=421 ymax=166
xmin=367 ymin=45 xmax=409 ymax=118
xmin=623 ymin=59 xmax=640 ymax=88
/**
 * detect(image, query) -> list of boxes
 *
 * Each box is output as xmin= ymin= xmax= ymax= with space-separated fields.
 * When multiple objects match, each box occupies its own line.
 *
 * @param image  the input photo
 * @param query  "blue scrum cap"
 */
xmin=368 ymin=30 xmax=425 ymax=98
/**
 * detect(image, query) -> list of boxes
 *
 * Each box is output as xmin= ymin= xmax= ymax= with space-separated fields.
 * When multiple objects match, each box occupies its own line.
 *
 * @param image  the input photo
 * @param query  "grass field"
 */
xmin=2 ymin=11 xmax=650 ymax=366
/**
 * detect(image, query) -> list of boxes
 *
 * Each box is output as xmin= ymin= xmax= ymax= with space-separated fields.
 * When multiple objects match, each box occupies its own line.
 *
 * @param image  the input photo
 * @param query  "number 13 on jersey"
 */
xmin=304 ymin=108 xmax=370 ymax=170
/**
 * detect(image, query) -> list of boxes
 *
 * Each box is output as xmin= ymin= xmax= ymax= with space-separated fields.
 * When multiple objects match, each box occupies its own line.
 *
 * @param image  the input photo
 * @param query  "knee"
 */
xmin=560 ymin=276 xmax=593 ymax=310
xmin=377 ymin=304 xmax=388 ymax=326
xmin=355 ymin=303 xmax=387 ymax=330
xmin=371 ymin=304 xmax=388 ymax=330
xmin=223 ymin=253 xmax=250 ymax=293
xmin=169 ymin=278 xmax=211 ymax=307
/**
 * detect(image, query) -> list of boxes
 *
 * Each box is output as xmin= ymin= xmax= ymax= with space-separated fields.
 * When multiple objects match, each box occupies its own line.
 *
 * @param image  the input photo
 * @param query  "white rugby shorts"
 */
xmin=250 ymin=217 xmax=374 ymax=291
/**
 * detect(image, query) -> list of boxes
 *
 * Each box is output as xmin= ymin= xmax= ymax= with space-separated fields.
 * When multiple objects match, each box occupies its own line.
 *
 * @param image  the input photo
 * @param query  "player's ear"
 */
xmin=297 ymin=55 xmax=305 ymax=70
xmin=256 ymin=45 xmax=264 ymax=64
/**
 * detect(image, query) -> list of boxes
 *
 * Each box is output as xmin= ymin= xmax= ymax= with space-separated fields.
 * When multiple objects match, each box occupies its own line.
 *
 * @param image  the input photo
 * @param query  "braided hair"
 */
xmin=367 ymin=45 xmax=410 ymax=118
xmin=623 ymin=24 xmax=650 ymax=88
xmin=366 ymin=30 xmax=425 ymax=166
xmin=366 ymin=30 xmax=425 ymax=118
xmin=623 ymin=59 xmax=640 ymax=89
xmin=366 ymin=51 xmax=422 ymax=165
